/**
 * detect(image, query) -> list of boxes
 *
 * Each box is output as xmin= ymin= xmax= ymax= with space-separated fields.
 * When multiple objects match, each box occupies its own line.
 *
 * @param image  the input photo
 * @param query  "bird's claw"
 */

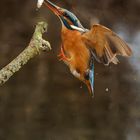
xmin=57 ymin=53 xmax=69 ymax=61
xmin=57 ymin=46 xmax=70 ymax=61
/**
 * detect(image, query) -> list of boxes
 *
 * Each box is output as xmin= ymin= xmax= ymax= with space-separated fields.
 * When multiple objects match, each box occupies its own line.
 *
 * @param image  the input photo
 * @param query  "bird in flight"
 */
xmin=39 ymin=0 xmax=132 ymax=97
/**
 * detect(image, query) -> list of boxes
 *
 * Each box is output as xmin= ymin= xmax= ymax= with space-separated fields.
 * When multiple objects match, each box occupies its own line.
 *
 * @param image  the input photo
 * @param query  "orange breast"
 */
xmin=61 ymin=27 xmax=90 ymax=74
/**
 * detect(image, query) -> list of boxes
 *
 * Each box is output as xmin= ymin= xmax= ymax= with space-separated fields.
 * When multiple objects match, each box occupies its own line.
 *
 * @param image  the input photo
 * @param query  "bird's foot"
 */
xmin=57 ymin=53 xmax=70 ymax=61
xmin=57 ymin=47 xmax=70 ymax=61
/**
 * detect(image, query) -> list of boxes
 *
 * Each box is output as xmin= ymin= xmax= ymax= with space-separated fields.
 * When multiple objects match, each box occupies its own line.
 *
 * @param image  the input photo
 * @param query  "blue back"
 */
xmin=61 ymin=9 xmax=85 ymax=30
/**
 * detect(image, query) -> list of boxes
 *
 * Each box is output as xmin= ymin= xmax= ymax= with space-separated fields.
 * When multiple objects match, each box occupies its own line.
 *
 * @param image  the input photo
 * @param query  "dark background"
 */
xmin=0 ymin=0 xmax=140 ymax=140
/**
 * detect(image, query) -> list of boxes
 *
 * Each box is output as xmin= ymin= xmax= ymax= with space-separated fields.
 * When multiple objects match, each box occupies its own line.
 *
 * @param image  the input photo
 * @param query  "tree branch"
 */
xmin=0 ymin=21 xmax=51 ymax=85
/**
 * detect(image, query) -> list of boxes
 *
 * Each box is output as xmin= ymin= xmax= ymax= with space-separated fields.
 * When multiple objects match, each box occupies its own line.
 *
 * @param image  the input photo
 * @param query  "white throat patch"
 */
xmin=71 ymin=70 xmax=81 ymax=78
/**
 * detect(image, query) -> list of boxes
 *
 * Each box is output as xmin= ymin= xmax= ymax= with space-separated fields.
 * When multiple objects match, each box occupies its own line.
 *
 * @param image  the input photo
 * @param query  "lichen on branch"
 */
xmin=0 ymin=21 xmax=51 ymax=85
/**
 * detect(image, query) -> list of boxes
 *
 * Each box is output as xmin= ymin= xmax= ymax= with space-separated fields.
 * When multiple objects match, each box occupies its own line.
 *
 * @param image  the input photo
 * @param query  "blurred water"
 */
xmin=0 ymin=0 xmax=140 ymax=140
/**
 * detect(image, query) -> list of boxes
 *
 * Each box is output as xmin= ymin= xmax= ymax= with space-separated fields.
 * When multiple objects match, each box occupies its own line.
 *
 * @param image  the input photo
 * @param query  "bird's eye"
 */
xmin=64 ymin=12 xmax=69 ymax=18
xmin=76 ymin=68 xmax=80 ymax=74
xmin=84 ymin=72 xmax=89 ymax=80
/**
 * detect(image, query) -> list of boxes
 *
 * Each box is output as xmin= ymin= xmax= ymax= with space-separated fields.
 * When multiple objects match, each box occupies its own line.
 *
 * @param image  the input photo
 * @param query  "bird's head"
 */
xmin=44 ymin=0 xmax=85 ymax=32
xmin=71 ymin=60 xmax=94 ymax=97
xmin=84 ymin=67 xmax=94 ymax=97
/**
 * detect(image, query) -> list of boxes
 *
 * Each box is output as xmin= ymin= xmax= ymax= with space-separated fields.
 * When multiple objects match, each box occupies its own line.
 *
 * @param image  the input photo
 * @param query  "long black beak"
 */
xmin=90 ymin=70 xmax=94 ymax=92
xmin=88 ymin=70 xmax=94 ymax=97
xmin=85 ymin=64 xmax=94 ymax=97
xmin=44 ymin=0 xmax=63 ymax=16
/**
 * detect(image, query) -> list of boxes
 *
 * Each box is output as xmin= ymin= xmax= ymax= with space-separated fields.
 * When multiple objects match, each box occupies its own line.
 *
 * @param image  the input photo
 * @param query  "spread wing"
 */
xmin=82 ymin=24 xmax=132 ymax=65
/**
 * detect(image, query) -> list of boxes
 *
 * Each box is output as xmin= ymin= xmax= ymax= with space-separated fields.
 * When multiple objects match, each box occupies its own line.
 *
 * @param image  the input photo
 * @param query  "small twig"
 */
xmin=0 ymin=21 xmax=51 ymax=85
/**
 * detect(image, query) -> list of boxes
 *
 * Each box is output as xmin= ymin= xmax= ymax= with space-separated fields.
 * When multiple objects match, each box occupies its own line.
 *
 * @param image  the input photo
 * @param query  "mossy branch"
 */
xmin=0 ymin=21 xmax=51 ymax=85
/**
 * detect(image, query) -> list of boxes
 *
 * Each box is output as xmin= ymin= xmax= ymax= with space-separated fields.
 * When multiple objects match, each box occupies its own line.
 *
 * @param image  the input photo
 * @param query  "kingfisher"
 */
xmin=41 ymin=0 xmax=132 ymax=96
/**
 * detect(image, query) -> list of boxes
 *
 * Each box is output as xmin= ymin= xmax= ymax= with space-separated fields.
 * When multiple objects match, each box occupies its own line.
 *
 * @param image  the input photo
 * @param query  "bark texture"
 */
xmin=0 ymin=21 xmax=51 ymax=85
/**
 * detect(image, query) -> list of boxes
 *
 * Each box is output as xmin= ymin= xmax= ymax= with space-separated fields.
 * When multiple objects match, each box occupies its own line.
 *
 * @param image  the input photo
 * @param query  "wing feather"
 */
xmin=82 ymin=24 xmax=132 ymax=65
